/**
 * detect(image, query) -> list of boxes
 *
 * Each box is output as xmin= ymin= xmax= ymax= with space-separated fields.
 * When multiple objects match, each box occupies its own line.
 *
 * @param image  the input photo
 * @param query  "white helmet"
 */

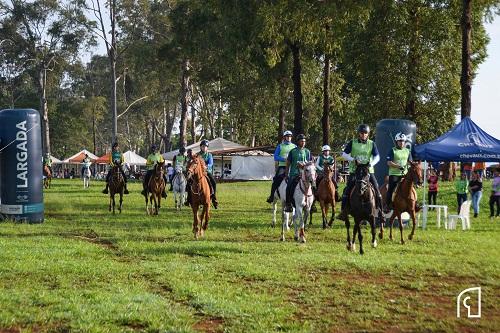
xmin=321 ymin=145 xmax=331 ymax=151
xmin=394 ymin=132 xmax=407 ymax=141
xmin=283 ymin=130 xmax=293 ymax=137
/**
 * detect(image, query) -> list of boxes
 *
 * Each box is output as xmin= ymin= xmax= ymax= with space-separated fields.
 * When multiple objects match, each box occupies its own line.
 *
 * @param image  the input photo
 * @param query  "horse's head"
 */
xmin=408 ymin=160 xmax=423 ymax=187
xmin=154 ymin=160 xmax=165 ymax=176
xmin=112 ymin=160 xmax=122 ymax=172
xmin=175 ymin=165 xmax=184 ymax=174
xmin=186 ymin=155 xmax=205 ymax=180
xmin=323 ymin=163 xmax=333 ymax=177
xmin=354 ymin=162 xmax=371 ymax=195
xmin=300 ymin=161 xmax=317 ymax=190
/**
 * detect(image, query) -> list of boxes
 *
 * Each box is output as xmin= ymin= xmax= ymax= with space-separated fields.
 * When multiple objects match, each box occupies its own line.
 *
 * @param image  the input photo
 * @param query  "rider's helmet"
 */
xmin=200 ymin=139 xmax=209 ymax=147
xmin=357 ymin=124 xmax=370 ymax=134
xmin=151 ymin=144 xmax=158 ymax=152
xmin=394 ymin=132 xmax=407 ymax=142
xmin=283 ymin=130 xmax=293 ymax=137
xmin=321 ymin=145 xmax=331 ymax=152
xmin=179 ymin=146 xmax=186 ymax=154
xmin=296 ymin=134 xmax=306 ymax=142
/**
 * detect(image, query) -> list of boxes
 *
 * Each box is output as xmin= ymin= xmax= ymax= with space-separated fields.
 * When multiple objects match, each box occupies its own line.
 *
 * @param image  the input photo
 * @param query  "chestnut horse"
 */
xmin=186 ymin=155 xmax=211 ymax=239
xmin=345 ymin=163 xmax=378 ymax=255
xmin=43 ymin=165 xmax=52 ymax=189
xmin=145 ymin=161 xmax=166 ymax=215
xmin=315 ymin=163 xmax=336 ymax=229
xmin=109 ymin=162 xmax=125 ymax=214
xmin=382 ymin=161 xmax=423 ymax=244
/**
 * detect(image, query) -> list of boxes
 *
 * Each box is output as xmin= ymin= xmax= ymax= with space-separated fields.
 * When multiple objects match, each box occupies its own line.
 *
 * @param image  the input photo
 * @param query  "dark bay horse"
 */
xmin=345 ymin=163 xmax=378 ymax=255
xmin=43 ymin=165 xmax=52 ymax=189
xmin=186 ymin=155 xmax=211 ymax=239
xmin=145 ymin=161 xmax=166 ymax=215
xmin=383 ymin=161 xmax=423 ymax=244
xmin=314 ymin=163 xmax=336 ymax=229
xmin=109 ymin=162 xmax=125 ymax=214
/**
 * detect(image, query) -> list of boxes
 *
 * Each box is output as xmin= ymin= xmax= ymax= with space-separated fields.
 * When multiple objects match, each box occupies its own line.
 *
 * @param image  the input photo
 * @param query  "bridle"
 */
xmin=299 ymin=163 xmax=316 ymax=197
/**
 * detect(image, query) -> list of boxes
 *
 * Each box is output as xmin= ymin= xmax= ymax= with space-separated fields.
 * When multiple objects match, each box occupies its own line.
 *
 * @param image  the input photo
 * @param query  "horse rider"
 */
xmin=284 ymin=134 xmax=312 ymax=212
xmin=142 ymin=144 xmax=168 ymax=198
xmin=43 ymin=152 xmax=52 ymax=175
xmin=82 ymin=154 xmax=92 ymax=176
xmin=170 ymin=146 xmax=187 ymax=191
xmin=102 ymin=142 xmax=129 ymax=194
xmin=385 ymin=132 xmax=412 ymax=212
xmin=337 ymin=124 xmax=384 ymax=222
xmin=315 ymin=144 xmax=340 ymax=202
xmin=266 ymin=130 xmax=296 ymax=203
xmin=198 ymin=140 xmax=218 ymax=208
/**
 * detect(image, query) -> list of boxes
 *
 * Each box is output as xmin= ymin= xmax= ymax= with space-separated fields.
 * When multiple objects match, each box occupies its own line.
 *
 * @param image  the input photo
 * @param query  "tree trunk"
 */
xmin=190 ymin=93 xmax=196 ymax=144
xmin=109 ymin=0 xmax=118 ymax=144
xmin=460 ymin=0 xmax=472 ymax=119
xmin=278 ymin=78 xmax=286 ymax=142
xmin=179 ymin=59 xmax=190 ymax=147
xmin=322 ymin=54 xmax=330 ymax=145
xmin=289 ymin=42 xmax=303 ymax=136
xmin=39 ymin=68 xmax=50 ymax=155
xmin=404 ymin=4 xmax=419 ymax=120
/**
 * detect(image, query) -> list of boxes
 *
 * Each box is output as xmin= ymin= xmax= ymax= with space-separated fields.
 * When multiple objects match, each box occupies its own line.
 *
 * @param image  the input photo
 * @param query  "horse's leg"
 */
xmin=299 ymin=206 xmax=306 ymax=243
xmin=389 ymin=211 xmax=396 ymax=241
xmin=112 ymin=194 xmax=116 ymax=214
xmin=202 ymin=203 xmax=210 ymax=231
xmin=352 ymin=219 xmax=358 ymax=252
xmin=272 ymin=199 xmax=277 ymax=228
xmin=174 ymin=191 xmax=178 ymax=210
xmin=294 ymin=206 xmax=301 ymax=241
xmin=408 ymin=208 xmax=417 ymax=241
xmin=144 ymin=191 xmax=149 ymax=215
xmin=192 ymin=204 xmax=199 ymax=239
xmin=119 ymin=192 xmax=123 ymax=213
xmin=370 ymin=216 xmax=377 ymax=248
xmin=320 ymin=200 xmax=327 ymax=229
xmin=280 ymin=201 xmax=286 ymax=241
xmin=345 ymin=217 xmax=351 ymax=250
xmin=309 ymin=199 xmax=314 ymax=226
xmin=109 ymin=193 xmax=112 ymax=212
xmin=329 ymin=199 xmax=335 ymax=226
xmin=379 ymin=210 xmax=385 ymax=240
xmin=398 ymin=211 xmax=405 ymax=245
xmin=357 ymin=220 xmax=364 ymax=255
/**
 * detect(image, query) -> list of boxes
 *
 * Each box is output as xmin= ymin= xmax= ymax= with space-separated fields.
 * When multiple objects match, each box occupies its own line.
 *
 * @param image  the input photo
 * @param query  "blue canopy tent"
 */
xmin=414 ymin=117 xmax=500 ymax=228
xmin=414 ymin=117 xmax=500 ymax=162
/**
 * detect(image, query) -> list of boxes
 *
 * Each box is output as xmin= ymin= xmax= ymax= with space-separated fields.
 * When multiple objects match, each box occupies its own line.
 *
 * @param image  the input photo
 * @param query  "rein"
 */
xmin=299 ymin=167 xmax=314 ymax=197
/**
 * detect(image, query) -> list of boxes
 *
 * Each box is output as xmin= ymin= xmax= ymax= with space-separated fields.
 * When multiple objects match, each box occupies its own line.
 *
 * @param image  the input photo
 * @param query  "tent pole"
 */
xmin=422 ymin=160 xmax=427 ymax=229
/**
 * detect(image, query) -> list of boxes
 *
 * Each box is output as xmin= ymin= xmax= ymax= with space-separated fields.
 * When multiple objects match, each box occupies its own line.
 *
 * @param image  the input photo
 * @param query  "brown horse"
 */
xmin=109 ymin=162 xmax=125 ymax=214
xmin=382 ymin=161 xmax=423 ymax=244
xmin=145 ymin=161 xmax=166 ymax=215
xmin=345 ymin=163 xmax=378 ymax=255
xmin=315 ymin=164 xmax=336 ymax=229
xmin=186 ymin=155 xmax=211 ymax=239
xmin=43 ymin=165 xmax=52 ymax=189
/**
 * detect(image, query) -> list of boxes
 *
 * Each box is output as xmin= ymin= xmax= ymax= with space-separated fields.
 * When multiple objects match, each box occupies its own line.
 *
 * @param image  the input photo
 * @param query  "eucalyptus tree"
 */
xmin=0 ymin=0 xmax=95 ymax=154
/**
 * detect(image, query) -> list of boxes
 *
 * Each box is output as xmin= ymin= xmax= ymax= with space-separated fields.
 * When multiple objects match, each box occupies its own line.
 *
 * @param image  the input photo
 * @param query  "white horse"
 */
xmin=82 ymin=161 xmax=92 ymax=188
xmin=281 ymin=162 xmax=316 ymax=243
xmin=172 ymin=165 xmax=187 ymax=211
xmin=272 ymin=176 xmax=293 ymax=230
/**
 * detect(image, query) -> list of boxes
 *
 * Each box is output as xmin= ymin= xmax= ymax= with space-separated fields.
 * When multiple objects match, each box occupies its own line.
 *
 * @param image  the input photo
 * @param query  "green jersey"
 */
xmin=349 ymin=139 xmax=375 ymax=174
xmin=388 ymin=147 xmax=411 ymax=176
xmin=174 ymin=154 xmax=187 ymax=171
xmin=276 ymin=142 xmax=296 ymax=167
xmin=110 ymin=151 xmax=124 ymax=166
xmin=43 ymin=157 xmax=52 ymax=167
xmin=287 ymin=147 xmax=311 ymax=178
xmin=316 ymin=154 xmax=334 ymax=172
xmin=146 ymin=153 xmax=164 ymax=170
xmin=455 ymin=179 xmax=468 ymax=194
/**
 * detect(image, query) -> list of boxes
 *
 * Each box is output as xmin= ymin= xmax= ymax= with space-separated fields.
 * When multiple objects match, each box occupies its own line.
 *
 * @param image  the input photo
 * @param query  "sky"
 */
xmin=470 ymin=18 xmax=500 ymax=139
xmin=84 ymin=16 xmax=500 ymax=139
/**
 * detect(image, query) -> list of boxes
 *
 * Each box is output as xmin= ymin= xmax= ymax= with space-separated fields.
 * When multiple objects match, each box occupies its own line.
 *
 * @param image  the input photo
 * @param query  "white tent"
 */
xmin=62 ymin=149 xmax=99 ymax=163
xmin=123 ymin=151 xmax=147 ymax=165
xmin=163 ymin=138 xmax=273 ymax=180
xmin=49 ymin=154 xmax=62 ymax=164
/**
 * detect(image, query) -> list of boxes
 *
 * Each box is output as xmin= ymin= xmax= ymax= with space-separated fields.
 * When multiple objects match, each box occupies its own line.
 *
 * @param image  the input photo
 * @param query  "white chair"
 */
xmin=447 ymin=200 xmax=471 ymax=230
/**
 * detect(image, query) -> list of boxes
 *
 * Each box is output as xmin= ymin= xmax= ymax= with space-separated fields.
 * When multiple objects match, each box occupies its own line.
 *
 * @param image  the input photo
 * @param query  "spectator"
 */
xmin=167 ymin=163 xmax=174 ymax=183
xmin=474 ymin=161 xmax=486 ymax=179
xmin=468 ymin=172 xmax=483 ymax=218
xmin=462 ymin=162 xmax=473 ymax=179
xmin=455 ymin=173 xmax=468 ymax=214
xmin=490 ymin=168 xmax=500 ymax=219
xmin=427 ymin=168 xmax=439 ymax=209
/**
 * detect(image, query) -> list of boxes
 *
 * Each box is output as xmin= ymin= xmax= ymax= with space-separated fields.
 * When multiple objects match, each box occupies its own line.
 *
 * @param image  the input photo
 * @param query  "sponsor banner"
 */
xmin=23 ymin=203 xmax=44 ymax=214
xmin=1 ymin=204 xmax=23 ymax=214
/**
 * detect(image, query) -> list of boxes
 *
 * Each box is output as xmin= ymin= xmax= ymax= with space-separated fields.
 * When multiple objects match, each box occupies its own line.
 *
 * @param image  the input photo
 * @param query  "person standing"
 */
xmin=455 ymin=173 xmax=468 ymax=214
xmin=427 ymin=168 xmax=439 ymax=208
xmin=267 ymin=130 xmax=296 ymax=203
xmin=490 ymin=168 xmax=500 ymax=219
xmin=473 ymin=161 xmax=486 ymax=179
xmin=284 ymin=134 xmax=312 ymax=212
xmin=468 ymin=172 xmax=483 ymax=218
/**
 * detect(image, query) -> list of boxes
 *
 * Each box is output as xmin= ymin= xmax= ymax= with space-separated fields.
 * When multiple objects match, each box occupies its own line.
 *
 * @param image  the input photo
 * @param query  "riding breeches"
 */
xmin=106 ymin=168 xmax=127 ymax=183
xmin=207 ymin=173 xmax=216 ymax=194
xmin=285 ymin=176 xmax=300 ymax=205
xmin=386 ymin=175 xmax=402 ymax=207
xmin=269 ymin=166 xmax=286 ymax=198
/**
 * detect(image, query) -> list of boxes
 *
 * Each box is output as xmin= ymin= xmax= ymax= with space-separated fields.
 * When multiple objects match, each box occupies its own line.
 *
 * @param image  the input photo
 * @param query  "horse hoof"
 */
xmin=294 ymin=235 xmax=299 ymax=241
xmin=401 ymin=240 xmax=405 ymax=245
xmin=346 ymin=242 xmax=351 ymax=250
xmin=372 ymin=240 xmax=377 ymax=248
xmin=300 ymin=237 xmax=306 ymax=243
xmin=379 ymin=232 xmax=383 ymax=239
xmin=389 ymin=236 xmax=393 ymax=241
xmin=408 ymin=234 xmax=414 ymax=240
xmin=352 ymin=243 xmax=356 ymax=251
xmin=360 ymin=250 xmax=364 ymax=255
xmin=280 ymin=235 xmax=285 ymax=242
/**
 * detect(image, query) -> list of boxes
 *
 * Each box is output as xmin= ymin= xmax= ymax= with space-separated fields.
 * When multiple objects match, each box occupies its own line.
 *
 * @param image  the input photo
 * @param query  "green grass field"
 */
xmin=0 ymin=179 xmax=498 ymax=332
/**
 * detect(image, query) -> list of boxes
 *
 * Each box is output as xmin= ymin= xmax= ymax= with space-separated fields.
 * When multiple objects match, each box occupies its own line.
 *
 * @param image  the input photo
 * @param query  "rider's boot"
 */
xmin=211 ymin=194 xmax=218 ymax=209
xmin=102 ymin=183 xmax=109 ymax=194
xmin=337 ymin=195 xmax=349 ymax=221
